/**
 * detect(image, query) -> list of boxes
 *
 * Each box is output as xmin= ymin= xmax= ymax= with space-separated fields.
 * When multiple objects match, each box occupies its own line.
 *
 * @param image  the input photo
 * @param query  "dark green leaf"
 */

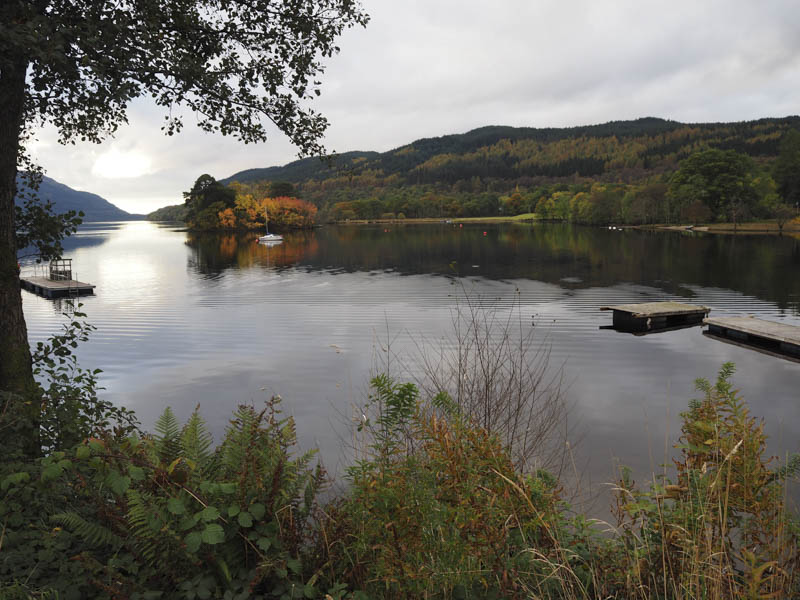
xmin=256 ymin=537 xmax=271 ymax=551
xmin=185 ymin=531 xmax=202 ymax=553
xmin=287 ymin=558 xmax=301 ymax=575
xmin=237 ymin=511 xmax=253 ymax=528
xmin=168 ymin=498 xmax=186 ymax=515
xmin=249 ymin=502 xmax=266 ymax=520
xmin=199 ymin=506 xmax=220 ymax=522
xmin=201 ymin=523 xmax=225 ymax=545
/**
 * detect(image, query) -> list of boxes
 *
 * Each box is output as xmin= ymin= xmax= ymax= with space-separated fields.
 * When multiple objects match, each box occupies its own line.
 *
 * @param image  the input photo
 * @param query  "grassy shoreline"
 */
xmin=329 ymin=212 xmax=537 ymax=225
xmin=329 ymin=215 xmax=800 ymax=234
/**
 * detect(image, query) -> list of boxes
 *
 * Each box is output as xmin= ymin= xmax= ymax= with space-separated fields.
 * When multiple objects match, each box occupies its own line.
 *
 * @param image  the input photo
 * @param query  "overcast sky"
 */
xmin=27 ymin=0 xmax=800 ymax=214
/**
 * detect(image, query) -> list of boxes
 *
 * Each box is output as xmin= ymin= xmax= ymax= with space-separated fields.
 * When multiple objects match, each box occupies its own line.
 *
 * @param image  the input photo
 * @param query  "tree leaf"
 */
xmin=179 ymin=515 xmax=199 ymax=531
xmin=287 ymin=558 xmax=302 ymax=574
xmin=237 ymin=511 xmax=253 ymax=528
xmin=199 ymin=506 xmax=220 ymax=522
xmin=168 ymin=498 xmax=186 ymax=515
xmin=249 ymin=502 xmax=266 ymax=520
xmin=41 ymin=463 xmax=63 ymax=481
xmin=108 ymin=473 xmax=131 ymax=495
xmin=185 ymin=531 xmax=202 ymax=553
xmin=219 ymin=482 xmax=236 ymax=494
xmin=257 ymin=537 xmax=272 ymax=551
xmin=201 ymin=523 xmax=225 ymax=545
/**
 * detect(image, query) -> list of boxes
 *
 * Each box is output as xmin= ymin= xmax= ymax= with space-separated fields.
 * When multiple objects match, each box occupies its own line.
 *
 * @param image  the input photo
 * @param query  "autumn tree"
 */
xmin=0 ymin=0 xmax=368 ymax=452
xmin=501 ymin=190 xmax=524 ymax=215
xmin=184 ymin=174 xmax=237 ymax=229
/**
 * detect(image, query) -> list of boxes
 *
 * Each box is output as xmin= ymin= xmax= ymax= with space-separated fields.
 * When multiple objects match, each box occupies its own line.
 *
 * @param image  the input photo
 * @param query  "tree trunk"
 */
xmin=0 ymin=56 xmax=40 ymax=454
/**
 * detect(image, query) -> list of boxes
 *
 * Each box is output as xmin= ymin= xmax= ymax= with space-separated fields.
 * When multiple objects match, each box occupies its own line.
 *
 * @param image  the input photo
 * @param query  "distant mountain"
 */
xmin=15 ymin=174 xmax=145 ymax=222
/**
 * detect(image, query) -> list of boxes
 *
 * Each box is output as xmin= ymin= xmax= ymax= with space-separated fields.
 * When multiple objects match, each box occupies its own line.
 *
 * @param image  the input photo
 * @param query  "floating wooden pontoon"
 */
xmin=19 ymin=258 xmax=95 ymax=299
xmin=600 ymin=302 xmax=710 ymax=333
xmin=704 ymin=316 xmax=800 ymax=361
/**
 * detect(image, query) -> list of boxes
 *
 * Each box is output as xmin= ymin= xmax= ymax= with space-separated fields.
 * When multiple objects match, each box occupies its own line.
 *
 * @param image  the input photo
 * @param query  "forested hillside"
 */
xmin=189 ymin=117 xmax=800 ymax=226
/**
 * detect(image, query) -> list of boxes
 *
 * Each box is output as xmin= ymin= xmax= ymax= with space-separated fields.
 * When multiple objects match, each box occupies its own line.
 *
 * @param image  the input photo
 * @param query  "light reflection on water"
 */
xmin=21 ymin=221 xmax=800 ymax=512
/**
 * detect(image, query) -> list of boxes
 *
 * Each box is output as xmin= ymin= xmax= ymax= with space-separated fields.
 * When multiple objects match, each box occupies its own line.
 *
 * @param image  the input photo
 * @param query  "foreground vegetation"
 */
xmin=2 ymin=308 xmax=798 ymax=599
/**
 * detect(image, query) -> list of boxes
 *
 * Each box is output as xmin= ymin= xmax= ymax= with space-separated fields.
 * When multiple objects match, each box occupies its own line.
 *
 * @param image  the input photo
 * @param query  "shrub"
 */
xmin=63 ymin=399 xmax=328 ymax=598
xmin=320 ymin=375 xmax=566 ymax=599
xmin=414 ymin=289 xmax=566 ymax=473
xmin=1 ymin=398 xmax=332 ymax=599
xmin=596 ymin=363 xmax=800 ymax=599
xmin=32 ymin=304 xmax=137 ymax=452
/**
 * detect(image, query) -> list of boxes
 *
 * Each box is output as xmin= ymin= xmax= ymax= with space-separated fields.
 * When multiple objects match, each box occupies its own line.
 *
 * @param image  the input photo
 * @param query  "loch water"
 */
xmin=21 ymin=221 xmax=800 ymax=506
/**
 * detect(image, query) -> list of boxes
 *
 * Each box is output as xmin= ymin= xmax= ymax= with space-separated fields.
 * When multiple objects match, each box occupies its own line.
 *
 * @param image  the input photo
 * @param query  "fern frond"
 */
xmin=219 ymin=405 xmax=260 ymax=474
xmin=51 ymin=511 xmax=121 ymax=548
xmin=125 ymin=488 xmax=163 ymax=568
xmin=181 ymin=406 xmax=213 ymax=469
xmin=154 ymin=406 xmax=182 ymax=465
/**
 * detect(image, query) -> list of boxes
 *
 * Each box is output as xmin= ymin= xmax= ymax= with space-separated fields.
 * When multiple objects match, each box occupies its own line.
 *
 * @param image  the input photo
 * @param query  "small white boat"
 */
xmin=258 ymin=233 xmax=283 ymax=243
xmin=258 ymin=210 xmax=283 ymax=244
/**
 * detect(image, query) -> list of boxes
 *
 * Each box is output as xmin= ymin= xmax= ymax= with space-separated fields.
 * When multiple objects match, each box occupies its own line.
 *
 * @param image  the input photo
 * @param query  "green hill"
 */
xmin=147 ymin=204 xmax=189 ymax=222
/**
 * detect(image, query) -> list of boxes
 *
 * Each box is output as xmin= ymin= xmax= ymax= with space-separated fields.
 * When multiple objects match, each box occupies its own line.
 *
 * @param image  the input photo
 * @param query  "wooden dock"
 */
xmin=20 ymin=276 xmax=95 ymax=299
xmin=704 ymin=316 xmax=800 ymax=360
xmin=601 ymin=301 xmax=710 ymax=333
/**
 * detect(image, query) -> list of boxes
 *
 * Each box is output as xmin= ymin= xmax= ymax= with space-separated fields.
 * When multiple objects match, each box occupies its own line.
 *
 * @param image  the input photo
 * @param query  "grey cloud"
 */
xmin=29 ymin=0 xmax=800 ymax=213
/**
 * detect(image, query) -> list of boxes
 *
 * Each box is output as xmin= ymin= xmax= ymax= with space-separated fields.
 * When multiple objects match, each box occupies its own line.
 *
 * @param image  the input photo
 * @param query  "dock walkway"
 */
xmin=601 ymin=301 xmax=710 ymax=333
xmin=704 ymin=316 xmax=800 ymax=360
xmin=20 ymin=276 xmax=96 ymax=299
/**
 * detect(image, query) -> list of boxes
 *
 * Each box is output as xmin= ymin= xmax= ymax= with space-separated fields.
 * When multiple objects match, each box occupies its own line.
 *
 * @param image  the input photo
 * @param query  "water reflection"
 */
xmin=185 ymin=224 xmax=800 ymax=314
xmin=185 ymin=231 xmax=319 ymax=277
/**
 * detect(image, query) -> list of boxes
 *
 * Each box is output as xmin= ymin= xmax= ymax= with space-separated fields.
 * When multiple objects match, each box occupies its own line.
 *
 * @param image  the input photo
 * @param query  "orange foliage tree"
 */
xmin=231 ymin=191 xmax=318 ymax=230
xmin=217 ymin=207 xmax=237 ymax=228
xmin=263 ymin=196 xmax=318 ymax=230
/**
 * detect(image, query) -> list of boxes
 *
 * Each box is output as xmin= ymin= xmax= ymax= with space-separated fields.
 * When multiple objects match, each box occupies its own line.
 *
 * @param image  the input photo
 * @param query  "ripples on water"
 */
xmin=21 ymin=221 xmax=800 ymax=510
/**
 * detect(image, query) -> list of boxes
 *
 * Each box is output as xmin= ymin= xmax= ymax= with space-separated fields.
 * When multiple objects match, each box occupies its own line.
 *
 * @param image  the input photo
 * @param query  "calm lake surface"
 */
xmin=21 ymin=221 xmax=800 ymax=508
